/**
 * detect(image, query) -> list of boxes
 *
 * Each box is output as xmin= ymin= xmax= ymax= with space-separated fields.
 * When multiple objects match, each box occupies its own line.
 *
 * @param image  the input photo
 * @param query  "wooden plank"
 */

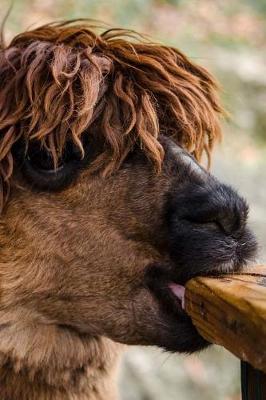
xmin=184 ymin=265 xmax=266 ymax=373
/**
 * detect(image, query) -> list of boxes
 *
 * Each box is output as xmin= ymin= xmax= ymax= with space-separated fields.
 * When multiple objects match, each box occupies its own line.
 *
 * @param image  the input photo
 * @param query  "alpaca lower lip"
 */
xmin=168 ymin=283 xmax=185 ymax=309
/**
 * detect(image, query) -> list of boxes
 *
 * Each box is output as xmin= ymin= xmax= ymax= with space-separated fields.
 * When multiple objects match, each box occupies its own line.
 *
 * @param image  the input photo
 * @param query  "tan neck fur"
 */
xmin=0 ymin=220 xmax=124 ymax=400
xmin=0 ymin=307 xmax=122 ymax=400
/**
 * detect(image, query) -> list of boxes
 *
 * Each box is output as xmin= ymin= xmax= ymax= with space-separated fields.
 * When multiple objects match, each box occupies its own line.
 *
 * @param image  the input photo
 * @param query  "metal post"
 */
xmin=241 ymin=361 xmax=265 ymax=400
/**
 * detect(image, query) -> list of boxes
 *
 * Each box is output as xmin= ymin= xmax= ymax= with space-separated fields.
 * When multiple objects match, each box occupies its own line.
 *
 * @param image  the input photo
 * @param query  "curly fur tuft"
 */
xmin=0 ymin=20 xmax=223 ymax=211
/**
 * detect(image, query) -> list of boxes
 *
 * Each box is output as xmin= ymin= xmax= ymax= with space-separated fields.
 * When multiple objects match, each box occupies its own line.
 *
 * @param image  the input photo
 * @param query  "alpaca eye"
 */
xmin=27 ymin=146 xmax=62 ymax=172
xmin=18 ymin=141 xmax=84 ymax=191
xmin=26 ymin=141 xmax=84 ymax=172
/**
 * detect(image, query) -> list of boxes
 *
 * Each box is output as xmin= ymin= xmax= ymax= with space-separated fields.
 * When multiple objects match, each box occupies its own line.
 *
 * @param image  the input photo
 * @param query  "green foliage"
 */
xmin=244 ymin=0 xmax=266 ymax=14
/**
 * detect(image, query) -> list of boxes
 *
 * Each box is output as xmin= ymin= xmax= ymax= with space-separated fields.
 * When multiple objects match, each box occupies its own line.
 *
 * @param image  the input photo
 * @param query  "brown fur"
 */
xmin=0 ymin=155 xmax=182 ymax=399
xmin=0 ymin=21 xmax=253 ymax=400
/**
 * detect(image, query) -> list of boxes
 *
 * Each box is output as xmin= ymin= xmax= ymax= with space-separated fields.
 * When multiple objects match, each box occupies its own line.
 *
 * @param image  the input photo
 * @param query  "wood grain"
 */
xmin=185 ymin=265 xmax=266 ymax=373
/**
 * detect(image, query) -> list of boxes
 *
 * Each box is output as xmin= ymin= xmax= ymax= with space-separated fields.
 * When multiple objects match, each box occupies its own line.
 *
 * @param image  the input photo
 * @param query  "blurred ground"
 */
xmin=120 ymin=345 xmax=241 ymax=400
xmin=1 ymin=1 xmax=265 ymax=399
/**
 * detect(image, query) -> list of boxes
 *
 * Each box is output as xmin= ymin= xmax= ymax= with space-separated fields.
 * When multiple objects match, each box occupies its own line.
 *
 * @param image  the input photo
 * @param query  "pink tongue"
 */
xmin=169 ymin=283 xmax=185 ymax=310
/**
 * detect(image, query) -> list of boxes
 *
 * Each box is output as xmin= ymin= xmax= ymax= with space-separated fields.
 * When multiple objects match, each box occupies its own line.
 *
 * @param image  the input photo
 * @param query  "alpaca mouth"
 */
xmin=144 ymin=264 xmax=190 ymax=318
xmin=166 ymin=264 xmax=234 ymax=313
xmin=166 ymin=259 xmax=238 ymax=311
xmin=144 ymin=253 xmax=255 ymax=320
xmin=168 ymin=282 xmax=186 ymax=309
xmin=145 ymin=204 xmax=257 ymax=352
xmin=147 ymin=270 xmax=208 ymax=318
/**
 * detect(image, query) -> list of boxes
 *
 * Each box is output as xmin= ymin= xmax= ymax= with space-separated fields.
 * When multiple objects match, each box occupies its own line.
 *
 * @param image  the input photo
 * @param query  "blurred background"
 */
xmin=1 ymin=1 xmax=265 ymax=399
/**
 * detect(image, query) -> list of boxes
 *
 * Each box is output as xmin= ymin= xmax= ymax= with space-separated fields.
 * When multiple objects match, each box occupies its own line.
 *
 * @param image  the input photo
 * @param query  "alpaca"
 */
xmin=0 ymin=21 xmax=257 ymax=400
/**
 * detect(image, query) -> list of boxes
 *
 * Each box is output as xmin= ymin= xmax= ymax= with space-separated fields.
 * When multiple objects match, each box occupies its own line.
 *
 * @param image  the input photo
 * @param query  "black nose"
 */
xmin=168 ymin=181 xmax=248 ymax=239
xmin=173 ymin=182 xmax=249 ymax=238
xmin=167 ymin=179 xmax=257 ymax=282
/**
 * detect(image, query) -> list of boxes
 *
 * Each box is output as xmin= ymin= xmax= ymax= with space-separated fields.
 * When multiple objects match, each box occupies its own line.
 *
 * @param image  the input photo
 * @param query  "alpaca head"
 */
xmin=0 ymin=22 xmax=257 ymax=354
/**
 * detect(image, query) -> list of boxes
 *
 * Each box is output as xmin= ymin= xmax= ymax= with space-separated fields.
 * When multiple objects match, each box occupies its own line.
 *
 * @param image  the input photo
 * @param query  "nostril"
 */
xmin=182 ymin=217 xmax=223 ymax=232
xmin=216 ymin=215 xmax=236 ymax=235
xmin=217 ymin=203 xmax=248 ymax=236
xmin=178 ymin=186 xmax=249 ymax=236
xmin=182 ymin=213 xmax=244 ymax=236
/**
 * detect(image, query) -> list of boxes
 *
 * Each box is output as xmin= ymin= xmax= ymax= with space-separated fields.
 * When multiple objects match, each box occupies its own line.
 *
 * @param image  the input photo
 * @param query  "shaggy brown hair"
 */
xmin=0 ymin=20 xmax=222 ymax=211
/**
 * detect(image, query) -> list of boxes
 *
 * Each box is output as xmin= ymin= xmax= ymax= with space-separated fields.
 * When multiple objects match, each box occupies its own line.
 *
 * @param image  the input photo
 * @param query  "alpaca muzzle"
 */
xmin=165 ymin=145 xmax=258 ymax=285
